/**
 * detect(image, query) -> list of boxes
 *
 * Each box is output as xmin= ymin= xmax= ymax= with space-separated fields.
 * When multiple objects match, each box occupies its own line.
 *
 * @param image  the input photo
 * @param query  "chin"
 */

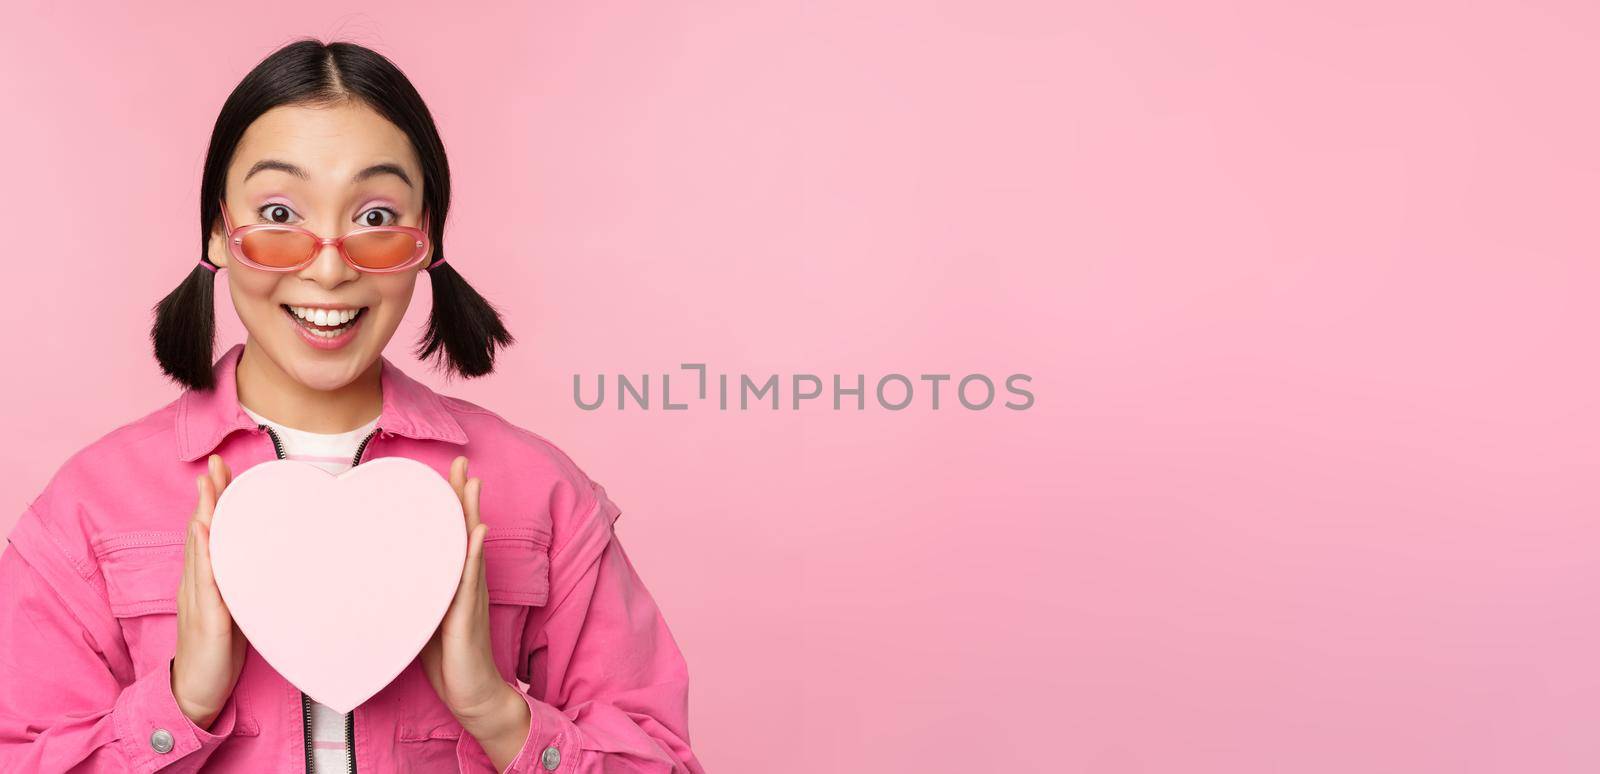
xmin=288 ymin=358 xmax=370 ymax=392
xmin=258 ymin=333 xmax=366 ymax=385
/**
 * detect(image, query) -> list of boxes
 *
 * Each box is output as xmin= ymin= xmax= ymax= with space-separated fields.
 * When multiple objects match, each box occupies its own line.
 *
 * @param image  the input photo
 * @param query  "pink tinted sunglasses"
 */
xmin=202 ymin=199 xmax=441 ymax=274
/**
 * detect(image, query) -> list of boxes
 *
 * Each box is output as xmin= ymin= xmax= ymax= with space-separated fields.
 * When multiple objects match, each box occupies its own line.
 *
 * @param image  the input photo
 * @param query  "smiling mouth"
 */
xmin=281 ymin=304 xmax=368 ymax=338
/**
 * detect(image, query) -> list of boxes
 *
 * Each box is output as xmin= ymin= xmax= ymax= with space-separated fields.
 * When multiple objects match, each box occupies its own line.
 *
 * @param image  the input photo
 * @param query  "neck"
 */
xmin=234 ymin=340 xmax=382 ymax=433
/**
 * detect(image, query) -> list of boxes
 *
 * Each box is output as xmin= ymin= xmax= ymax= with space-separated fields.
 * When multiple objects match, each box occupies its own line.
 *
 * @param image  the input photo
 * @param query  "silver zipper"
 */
xmin=261 ymin=423 xmax=380 ymax=774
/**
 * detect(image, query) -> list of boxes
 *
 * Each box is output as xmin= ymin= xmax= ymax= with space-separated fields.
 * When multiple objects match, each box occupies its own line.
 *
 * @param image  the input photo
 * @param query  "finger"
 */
xmin=454 ymin=524 xmax=483 ymax=620
xmin=447 ymin=523 xmax=487 ymax=625
xmin=449 ymin=456 xmax=468 ymax=499
xmin=464 ymin=522 xmax=486 ymax=592
xmin=463 ymin=477 xmax=482 ymax=534
xmin=182 ymin=509 xmax=197 ymax=610
xmin=208 ymin=453 xmax=231 ymax=503
xmin=215 ymin=456 xmax=234 ymax=493
xmin=474 ymin=522 xmax=490 ymax=617
xmin=189 ymin=470 xmax=217 ymax=613
xmin=457 ymin=522 xmax=482 ymax=596
xmin=198 ymin=468 xmax=216 ymax=514
xmin=199 ymin=457 xmax=219 ymax=529
xmin=196 ymin=464 xmax=218 ymax=528
xmin=194 ymin=520 xmax=225 ymax=609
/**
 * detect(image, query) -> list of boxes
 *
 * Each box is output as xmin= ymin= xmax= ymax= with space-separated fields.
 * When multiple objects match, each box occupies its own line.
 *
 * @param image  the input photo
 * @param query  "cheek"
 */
xmin=228 ymin=273 xmax=283 ymax=316
xmin=368 ymin=277 xmax=419 ymax=324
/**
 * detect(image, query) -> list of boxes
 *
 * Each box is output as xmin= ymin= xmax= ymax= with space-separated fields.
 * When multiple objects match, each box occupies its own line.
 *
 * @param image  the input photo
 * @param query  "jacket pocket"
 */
xmin=395 ymin=526 xmax=550 ymax=743
xmin=94 ymin=530 xmax=262 ymax=736
xmin=484 ymin=527 xmax=551 ymax=676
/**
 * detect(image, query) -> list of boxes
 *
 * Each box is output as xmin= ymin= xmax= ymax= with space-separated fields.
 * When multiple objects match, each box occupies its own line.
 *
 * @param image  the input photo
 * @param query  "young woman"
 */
xmin=0 ymin=39 xmax=703 ymax=773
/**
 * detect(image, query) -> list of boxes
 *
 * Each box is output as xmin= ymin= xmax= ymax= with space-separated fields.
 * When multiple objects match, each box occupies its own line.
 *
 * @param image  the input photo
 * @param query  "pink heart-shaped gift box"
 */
xmin=209 ymin=457 xmax=466 ymax=713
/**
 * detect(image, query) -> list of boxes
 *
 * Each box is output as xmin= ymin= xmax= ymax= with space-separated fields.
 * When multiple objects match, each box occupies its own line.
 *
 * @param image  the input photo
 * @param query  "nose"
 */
xmin=298 ymin=235 xmax=360 ymax=287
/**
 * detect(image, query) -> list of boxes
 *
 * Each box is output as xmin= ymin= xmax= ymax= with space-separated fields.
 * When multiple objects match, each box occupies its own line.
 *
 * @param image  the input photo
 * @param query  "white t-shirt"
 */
xmin=241 ymin=404 xmax=381 ymax=772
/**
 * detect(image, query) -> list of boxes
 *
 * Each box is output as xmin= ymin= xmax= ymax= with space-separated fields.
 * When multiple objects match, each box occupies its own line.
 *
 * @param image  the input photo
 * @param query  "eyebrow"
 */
xmin=242 ymin=159 xmax=414 ymax=188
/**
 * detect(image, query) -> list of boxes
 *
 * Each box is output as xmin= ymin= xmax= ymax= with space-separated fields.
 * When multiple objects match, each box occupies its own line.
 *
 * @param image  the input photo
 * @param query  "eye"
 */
xmin=357 ymin=207 xmax=398 ymax=227
xmin=258 ymin=203 xmax=299 ymax=224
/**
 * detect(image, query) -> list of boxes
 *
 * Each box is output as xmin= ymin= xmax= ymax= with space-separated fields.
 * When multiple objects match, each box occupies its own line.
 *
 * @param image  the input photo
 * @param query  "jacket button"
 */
xmin=540 ymin=744 xmax=561 ymax=770
xmin=150 ymin=728 xmax=175 ymax=753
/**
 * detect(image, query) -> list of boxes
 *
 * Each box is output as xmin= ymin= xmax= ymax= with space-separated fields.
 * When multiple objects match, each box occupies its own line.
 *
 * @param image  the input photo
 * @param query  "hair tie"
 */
xmin=198 ymin=258 xmax=219 ymax=273
xmin=426 ymin=255 xmax=449 ymax=271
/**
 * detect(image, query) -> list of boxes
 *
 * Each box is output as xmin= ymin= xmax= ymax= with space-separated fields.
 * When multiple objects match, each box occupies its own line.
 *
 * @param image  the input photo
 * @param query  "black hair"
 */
xmin=151 ymin=38 xmax=514 ymax=391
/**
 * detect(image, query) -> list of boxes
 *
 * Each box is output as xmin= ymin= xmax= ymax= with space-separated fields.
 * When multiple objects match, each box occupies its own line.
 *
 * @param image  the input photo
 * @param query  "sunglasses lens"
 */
xmin=344 ymin=230 xmax=423 ymax=270
xmin=240 ymin=229 xmax=318 ymax=268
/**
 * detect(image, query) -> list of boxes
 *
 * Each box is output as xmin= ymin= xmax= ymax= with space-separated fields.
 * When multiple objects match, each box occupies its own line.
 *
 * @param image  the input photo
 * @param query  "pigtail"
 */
xmin=150 ymin=261 xmax=219 ymax=391
xmin=416 ymin=260 xmax=515 ymax=380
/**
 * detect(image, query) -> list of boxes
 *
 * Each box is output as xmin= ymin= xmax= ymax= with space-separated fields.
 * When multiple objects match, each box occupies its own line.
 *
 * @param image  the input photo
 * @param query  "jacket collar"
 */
xmin=175 ymin=342 xmax=468 ymax=462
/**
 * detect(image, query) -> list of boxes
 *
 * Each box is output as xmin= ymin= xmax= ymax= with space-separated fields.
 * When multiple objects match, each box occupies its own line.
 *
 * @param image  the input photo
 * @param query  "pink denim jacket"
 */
xmin=0 ymin=343 xmax=704 ymax=773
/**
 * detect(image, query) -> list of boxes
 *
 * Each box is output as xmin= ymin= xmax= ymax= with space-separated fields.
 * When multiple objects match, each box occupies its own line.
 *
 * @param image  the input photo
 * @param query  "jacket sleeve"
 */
xmin=0 ymin=504 xmax=239 ymax=773
xmin=454 ymin=482 xmax=704 ymax=773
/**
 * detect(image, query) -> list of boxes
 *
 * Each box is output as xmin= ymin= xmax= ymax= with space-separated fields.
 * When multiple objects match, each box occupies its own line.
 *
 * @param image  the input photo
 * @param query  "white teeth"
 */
xmin=286 ymin=305 xmax=362 ymax=334
xmin=287 ymin=305 xmax=360 ymax=325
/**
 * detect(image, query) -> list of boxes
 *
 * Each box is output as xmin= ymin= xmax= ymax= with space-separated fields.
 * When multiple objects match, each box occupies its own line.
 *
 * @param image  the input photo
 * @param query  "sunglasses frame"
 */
xmin=218 ymin=198 xmax=433 ymax=274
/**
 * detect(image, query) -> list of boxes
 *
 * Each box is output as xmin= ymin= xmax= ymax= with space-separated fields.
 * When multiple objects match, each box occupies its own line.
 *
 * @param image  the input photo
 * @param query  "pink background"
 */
xmin=3 ymin=2 xmax=1598 ymax=771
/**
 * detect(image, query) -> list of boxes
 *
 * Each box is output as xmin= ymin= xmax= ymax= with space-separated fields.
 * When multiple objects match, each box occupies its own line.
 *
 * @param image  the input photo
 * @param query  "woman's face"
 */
xmin=206 ymin=100 xmax=432 ymax=392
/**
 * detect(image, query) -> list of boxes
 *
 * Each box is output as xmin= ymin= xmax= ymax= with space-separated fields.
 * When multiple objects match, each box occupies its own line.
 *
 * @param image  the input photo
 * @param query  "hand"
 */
xmin=171 ymin=454 xmax=248 ymax=730
xmin=420 ymin=457 xmax=531 ymax=765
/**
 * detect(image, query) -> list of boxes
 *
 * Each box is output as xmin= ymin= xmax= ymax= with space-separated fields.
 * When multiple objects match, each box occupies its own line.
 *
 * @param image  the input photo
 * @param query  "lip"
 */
xmin=282 ymin=304 xmax=366 ymax=351
xmin=282 ymin=302 xmax=366 ymax=311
